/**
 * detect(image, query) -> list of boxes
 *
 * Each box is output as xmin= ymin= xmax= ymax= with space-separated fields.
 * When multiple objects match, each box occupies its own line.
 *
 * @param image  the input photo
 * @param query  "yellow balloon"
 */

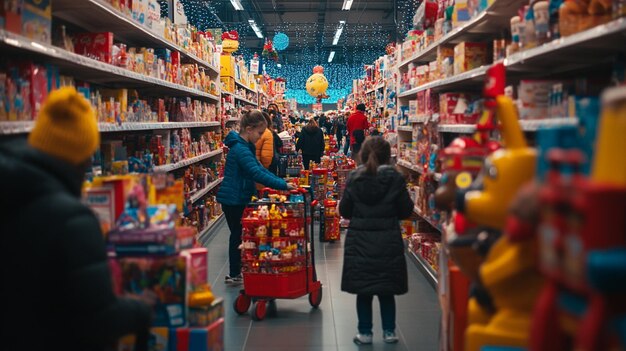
xmin=305 ymin=73 xmax=329 ymax=98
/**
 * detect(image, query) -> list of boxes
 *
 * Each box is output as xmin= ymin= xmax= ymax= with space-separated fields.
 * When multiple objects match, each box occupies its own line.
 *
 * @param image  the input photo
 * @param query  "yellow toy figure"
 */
xmin=269 ymin=204 xmax=283 ymax=237
xmin=460 ymin=95 xmax=543 ymax=351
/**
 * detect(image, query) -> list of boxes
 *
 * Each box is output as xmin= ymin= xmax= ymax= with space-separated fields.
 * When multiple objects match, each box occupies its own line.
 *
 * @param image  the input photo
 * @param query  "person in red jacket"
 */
xmin=347 ymin=103 xmax=370 ymax=158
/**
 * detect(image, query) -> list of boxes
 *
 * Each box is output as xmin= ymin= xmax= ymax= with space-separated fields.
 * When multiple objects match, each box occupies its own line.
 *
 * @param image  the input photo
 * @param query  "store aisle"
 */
xmin=204 ymin=219 xmax=441 ymax=351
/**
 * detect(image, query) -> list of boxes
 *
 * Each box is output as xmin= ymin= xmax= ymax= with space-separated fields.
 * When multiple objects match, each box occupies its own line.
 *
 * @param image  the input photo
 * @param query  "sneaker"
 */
xmin=353 ymin=333 xmax=373 ymax=345
xmin=383 ymin=330 xmax=399 ymax=344
xmin=225 ymin=274 xmax=243 ymax=284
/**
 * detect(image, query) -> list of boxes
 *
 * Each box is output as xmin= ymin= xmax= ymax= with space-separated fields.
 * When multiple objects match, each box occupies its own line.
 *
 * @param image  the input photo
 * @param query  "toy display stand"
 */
xmin=233 ymin=188 xmax=322 ymax=321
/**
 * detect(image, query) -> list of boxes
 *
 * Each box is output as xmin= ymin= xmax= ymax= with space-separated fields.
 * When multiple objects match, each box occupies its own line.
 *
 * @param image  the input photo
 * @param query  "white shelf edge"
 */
xmin=197 ymin=213 xmax=225 ymax=245
xmin=438 ymin=124 xmax=477 ymax=133
xmin=505 ymin=18 xmax=626 ymax=67
xmin=74 ymin=0 xmax=220 ymax=76
xmin=189 ymin=178 xmax=223 ymax=203
xmin=235 ymin=80 xmax=257 ymax=93
xmin=397 ymin=159 xmax=423 ymax=174
xmin=226 ymin=117 xmax=240 ymax=123
xmin=408 ymin=245 xmax=439 ymax=288
xmin=153 ymin=148 xmax=222 ymax=173
xmin=0 ymin=120 xmax=221 ymax=135
xmin=0 ymin=29 xmax=220 ymax=102
xmin=397 ymin=126 xmax=413 ymax=132
xmin=519 ymin=117 xmax=579 ymax=131
xmin=413 ymin=206 xmax=443 ymax=233
xmin=234 ymin=95 xmax=259 ymax=106
xmin=398 ymin=65 xmax=489 ymax=98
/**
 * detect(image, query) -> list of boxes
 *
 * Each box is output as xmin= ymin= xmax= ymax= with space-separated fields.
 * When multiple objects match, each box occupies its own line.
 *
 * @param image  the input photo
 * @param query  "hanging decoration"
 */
xmin=221 ymin=30 xmax=239 ymax=54
xmin=273 ymin=32 xmax=289 ymax=51
xmin=262 ymin=39 xmax=279 ymax=61
xmin=306 ymin=66 xmax=329 ymax=102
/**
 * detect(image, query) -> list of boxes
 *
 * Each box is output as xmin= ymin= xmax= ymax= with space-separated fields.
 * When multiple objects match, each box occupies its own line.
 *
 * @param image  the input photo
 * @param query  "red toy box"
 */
xmin=73 ymin=32 xmax=115 ymax=64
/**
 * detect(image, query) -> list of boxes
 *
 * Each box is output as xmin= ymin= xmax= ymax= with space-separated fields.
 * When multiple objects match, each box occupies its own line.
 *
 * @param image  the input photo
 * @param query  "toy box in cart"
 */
xmin=233 ymin=188 xmax=322 ymax=321
xmin=319 ymin=198 xmax=340 ymax=242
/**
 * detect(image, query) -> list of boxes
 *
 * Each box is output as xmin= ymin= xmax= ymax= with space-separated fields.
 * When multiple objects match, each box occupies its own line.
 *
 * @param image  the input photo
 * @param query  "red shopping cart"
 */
xmin=233 ymin=188 xmax=322 ymax=321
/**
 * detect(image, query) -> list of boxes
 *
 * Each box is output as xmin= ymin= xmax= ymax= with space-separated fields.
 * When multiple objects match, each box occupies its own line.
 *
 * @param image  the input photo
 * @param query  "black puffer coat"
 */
xmin=339 ymin=165 xmax=414 ymax=295
xmin=0 ymin=140 xmax=152 ymax=351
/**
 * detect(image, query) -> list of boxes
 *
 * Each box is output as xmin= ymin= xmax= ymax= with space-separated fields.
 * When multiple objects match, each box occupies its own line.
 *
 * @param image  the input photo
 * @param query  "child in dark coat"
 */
xmin=339 ymin=136 xmax=414 ymax=345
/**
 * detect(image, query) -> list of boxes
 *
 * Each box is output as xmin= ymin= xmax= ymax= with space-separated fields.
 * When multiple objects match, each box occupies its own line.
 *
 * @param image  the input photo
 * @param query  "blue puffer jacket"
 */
xmin=217 ymin=131 xmax=288 ymax=206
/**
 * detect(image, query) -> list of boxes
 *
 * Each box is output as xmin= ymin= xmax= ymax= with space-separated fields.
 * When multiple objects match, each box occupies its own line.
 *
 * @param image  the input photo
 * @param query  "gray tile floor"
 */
xmin=204 ymin=220 xmax=441 ymax=351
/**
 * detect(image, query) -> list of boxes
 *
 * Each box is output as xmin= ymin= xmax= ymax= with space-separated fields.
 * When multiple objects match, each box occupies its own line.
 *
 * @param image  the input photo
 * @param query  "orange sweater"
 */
xmin=255 ymin=128 xmax=274 ymax=169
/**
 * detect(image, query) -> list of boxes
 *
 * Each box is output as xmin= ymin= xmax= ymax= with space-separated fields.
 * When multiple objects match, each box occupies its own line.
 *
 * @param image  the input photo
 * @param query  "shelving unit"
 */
xmin=189 ymin=178 xmax=223 ymax=204
xmin=52 ymin=0 xmax=220 ymax=76
xmin=0 ymin=30 xmax=220 ymax=101
xmin=0 ymin=121 xmax=223 ymax=135
xmin=414 ymin=206 xmax=442 ymax=233
xmin=153 ymin=148 xmax=222 ymax=173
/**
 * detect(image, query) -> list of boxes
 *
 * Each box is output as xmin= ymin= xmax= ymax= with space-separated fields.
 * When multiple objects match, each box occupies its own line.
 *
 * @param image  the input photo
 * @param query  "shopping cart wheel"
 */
xmin=234 ymin=293 xmax=251 ymax=315
xmin=252 ymin=300 xmax=268 ymax=321
xmin=309 ymin=287 xmax=323 ymax=308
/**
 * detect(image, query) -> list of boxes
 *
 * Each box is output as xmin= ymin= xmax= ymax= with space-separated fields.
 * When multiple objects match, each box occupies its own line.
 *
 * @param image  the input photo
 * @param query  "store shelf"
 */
xmin=397 ymin=159 xmax=423 ymax=174
xmin=235 ymin=80 xmax=257 ymax=93
xmin=398 ymin=0 xmax=525 ymax=69
xmin=197 ymin=213 xmax=226 ymax=247
xmin=520 ymin=117 xmax=580 ymax=131
xmin=438 ymin=124 xmax=477 ymax=133
xmin=408 ymin=247 xmax=438 ymax=289
xmin=0 ymin=30 xmax=220 ymax=102
xmin=226 ymin=117 xmax=240 ymax=123
xmin=506 ymin=18 xmax=626 ymax=71
xmin=234 ymin=95 xmax=259 ymax=106
xmin=397 ymin=126 xmax=414 ymax=132
xmin=0 ymin=121 xmax=222 ymax=135
xmin=398 ymin=65 xmax=489 ymax=98
xmin=366 ymin=83 xmax=385 ymax=94
xmin=414 ymin=206 xmax=443 ymax=233
xmin=153 ymin=148 xmax=222 ymax=173
xmin=189 ymin=178 xmax=223 ymax=204
xmin=52 ymin=0 xmax=220 ymax=76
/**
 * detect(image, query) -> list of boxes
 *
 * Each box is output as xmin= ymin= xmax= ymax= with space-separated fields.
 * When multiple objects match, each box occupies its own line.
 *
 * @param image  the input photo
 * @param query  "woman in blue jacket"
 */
xmin=217 ymin=110 xmax=295 ymax=283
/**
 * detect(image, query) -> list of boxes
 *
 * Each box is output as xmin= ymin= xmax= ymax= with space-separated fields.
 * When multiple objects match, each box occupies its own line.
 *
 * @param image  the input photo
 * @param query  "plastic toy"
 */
xmin=530 ymin=85 xmax=626 ymax=351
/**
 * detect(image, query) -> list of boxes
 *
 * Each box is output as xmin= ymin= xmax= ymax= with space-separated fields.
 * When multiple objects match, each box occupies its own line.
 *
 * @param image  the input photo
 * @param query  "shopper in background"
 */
xmin=217 ymin=109 xmax=294 ymax=283
xmin=333 ymin=114 xmax=346 ymax=151
xmin=339 ymin=136 xmax=413 ymax=345
xmin=296 ymin=118 xmax=325 ymax=170
xmin=343 ymin=111 xmax=351 ymax=155
xmin=268 ymin=103 xmax=284 ymax=132
xmin=0 ymin=87 xmax=153 ymax=351
xmin=265 ymin=112 xmax=284 ymax=176
xmin=347 ymin=103 xmax=370 ymax=159
xmin=318 ymin=113 xmax=328 ymax=134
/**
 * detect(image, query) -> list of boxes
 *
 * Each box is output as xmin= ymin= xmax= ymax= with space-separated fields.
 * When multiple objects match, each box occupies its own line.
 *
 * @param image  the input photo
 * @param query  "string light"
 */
xmin=162 ymin=0 xmax=421 ymax=104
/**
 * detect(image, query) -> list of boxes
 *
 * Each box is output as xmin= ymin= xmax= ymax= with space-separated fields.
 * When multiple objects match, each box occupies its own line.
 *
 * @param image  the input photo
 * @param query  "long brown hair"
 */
xmin=359 ymin=136 xmax=391 ymax=174
xmin=241 ymin=109 xmax=267 ymax=130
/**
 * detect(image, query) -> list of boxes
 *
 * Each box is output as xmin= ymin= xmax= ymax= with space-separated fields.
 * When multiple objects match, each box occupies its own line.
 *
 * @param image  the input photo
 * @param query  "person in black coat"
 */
xmin=0 ymin=87 xmax=152 ymax=351
xmin=296 ymin=119 xmax=325 ymax=170
xmin=339 ymin=136 xmax=414 ymax=345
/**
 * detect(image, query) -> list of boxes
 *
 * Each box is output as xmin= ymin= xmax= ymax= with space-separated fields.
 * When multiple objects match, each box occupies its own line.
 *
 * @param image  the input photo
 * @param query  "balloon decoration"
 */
xmin=221 ymin=30 xmax=239 ymax=54
xmin=305 ymin=66 xmax=329 ymax=102
xmin=262 ymin=39 xmax=279 ymax=61
xmin=273 ymin=32 xmax=289 ymax=51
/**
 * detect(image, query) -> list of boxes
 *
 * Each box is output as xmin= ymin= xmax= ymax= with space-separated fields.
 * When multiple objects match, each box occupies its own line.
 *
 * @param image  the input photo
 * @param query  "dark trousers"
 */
xmin=343 ymin=137 xmax=350 ymax=154
xmin=302 ymin=154 xmax=321 ymax=170
xmin=356 ymin=294 xmax=396 ymax=334
xmin=335 ymin=134 xmax=343 ymax=150
xmin=223 ymin=204 xmax=246 ymax=277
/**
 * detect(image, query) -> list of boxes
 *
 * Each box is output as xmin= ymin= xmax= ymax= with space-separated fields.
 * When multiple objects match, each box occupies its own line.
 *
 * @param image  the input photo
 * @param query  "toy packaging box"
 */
xmin=22 ymin=0 xmax=51 ymax=44
xmin=73 ymin=32 xmax=115 ymax=64
xmin=109 ymin=254 xmax=189 ymax=328
xmin=453 ymin=42 xmax=488 ymax=76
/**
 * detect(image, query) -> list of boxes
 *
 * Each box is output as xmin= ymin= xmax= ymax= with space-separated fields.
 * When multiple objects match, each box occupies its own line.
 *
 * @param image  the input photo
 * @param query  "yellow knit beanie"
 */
xmin=28 ymin=87 xmax=100 ymax=165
